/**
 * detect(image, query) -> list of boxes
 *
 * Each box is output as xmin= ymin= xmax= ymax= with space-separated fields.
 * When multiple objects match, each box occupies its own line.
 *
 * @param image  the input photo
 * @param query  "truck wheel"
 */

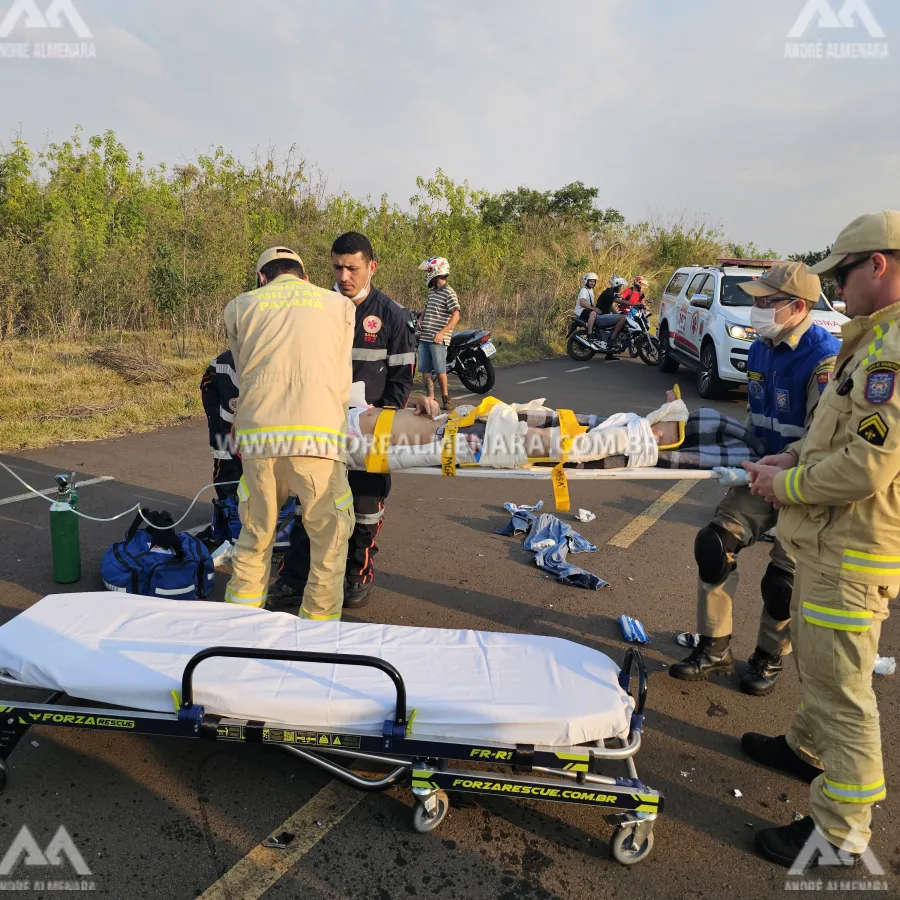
xmin=658 ymin=325 xmax=679 ymax=374
xmin=698 ymin=342 xmax=724 ymax=399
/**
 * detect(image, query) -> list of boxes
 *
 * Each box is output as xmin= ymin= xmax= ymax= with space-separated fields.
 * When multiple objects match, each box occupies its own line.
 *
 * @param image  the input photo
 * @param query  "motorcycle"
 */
xmin=566 ymin=305 xmax=660 ymax=366
xmin=407 ymin=314 xmax=497 ymax=393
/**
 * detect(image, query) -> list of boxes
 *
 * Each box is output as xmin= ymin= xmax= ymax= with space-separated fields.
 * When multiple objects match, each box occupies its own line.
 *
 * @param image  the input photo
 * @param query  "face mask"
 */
xmin=750 ymin=306 xmax=789 ymax=341
xmin=335 ymin=271 xmax=372 ymax=303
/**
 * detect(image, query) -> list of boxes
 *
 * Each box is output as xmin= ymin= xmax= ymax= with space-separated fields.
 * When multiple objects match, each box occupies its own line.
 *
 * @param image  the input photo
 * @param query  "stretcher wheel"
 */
xmin=0 ymin=758 xmax=7 ymax=793
xmin=412 ymin=791 xmax=449 ymax=833
xmin=610 ymin=826 xmax=654 ymax=865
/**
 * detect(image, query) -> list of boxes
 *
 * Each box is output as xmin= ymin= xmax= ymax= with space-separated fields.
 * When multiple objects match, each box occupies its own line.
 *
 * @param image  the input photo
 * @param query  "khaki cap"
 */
xmin=256 ymin=246 xmax=304 ymax=273
xmin=738 ymin=261 xmax=822 ymax=304
xmin=809 ymin=210 xmax=900 ymax=276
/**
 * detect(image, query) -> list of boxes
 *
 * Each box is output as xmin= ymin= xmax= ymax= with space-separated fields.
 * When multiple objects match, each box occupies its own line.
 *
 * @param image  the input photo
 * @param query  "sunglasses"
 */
xmin=833 ymin=254 xmax=874 ymax=289
xmin=754 ymin=294 xmax=796 ymax=310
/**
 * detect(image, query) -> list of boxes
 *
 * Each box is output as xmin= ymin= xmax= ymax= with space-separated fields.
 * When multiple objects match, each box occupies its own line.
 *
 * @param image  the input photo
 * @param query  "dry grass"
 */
xmin=0 ymin=331 xmax=217 ymax=452
xmin=0 ymin=323 xmax=565 ymax=453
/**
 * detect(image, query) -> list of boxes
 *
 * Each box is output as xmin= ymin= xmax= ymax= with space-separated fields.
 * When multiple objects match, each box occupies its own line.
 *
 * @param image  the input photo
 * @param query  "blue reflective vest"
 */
xmin=746 ymin=323 xmax=841 ymax=456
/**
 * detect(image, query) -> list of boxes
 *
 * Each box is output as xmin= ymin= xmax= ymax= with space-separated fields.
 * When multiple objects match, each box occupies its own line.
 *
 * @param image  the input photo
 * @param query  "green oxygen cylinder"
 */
xmin=50 ymin=472 xmax=81 ymax=584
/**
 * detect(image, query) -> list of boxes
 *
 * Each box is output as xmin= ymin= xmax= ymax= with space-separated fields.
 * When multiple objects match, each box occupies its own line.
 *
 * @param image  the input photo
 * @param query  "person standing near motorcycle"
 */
xmin=417 ymin=256 xmax=461 ymax=411
xmin=576 ymin=272 xmax=600 ymax=336
xmin=268 ymin=231 xmax=416 ymax=613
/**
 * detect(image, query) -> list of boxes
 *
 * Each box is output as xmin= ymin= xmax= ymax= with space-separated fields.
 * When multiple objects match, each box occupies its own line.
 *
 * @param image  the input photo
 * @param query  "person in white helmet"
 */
xmin=416 ymin=256 xmax=461 ymax=410
xmin=576 ymin=272 xmax=600 ymax=337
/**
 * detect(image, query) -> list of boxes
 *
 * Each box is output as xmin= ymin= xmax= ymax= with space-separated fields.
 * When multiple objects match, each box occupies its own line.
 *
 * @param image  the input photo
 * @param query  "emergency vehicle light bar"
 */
xmin=715 ymin=258 xmax=787 ymax=268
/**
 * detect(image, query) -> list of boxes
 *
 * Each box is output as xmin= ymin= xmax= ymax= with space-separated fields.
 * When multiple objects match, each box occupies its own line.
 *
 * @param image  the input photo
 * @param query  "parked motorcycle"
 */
xmin=407 ymin=313 xmax=497 ymax=393
xmin=566 ymin=306 xmax=660 ymax=366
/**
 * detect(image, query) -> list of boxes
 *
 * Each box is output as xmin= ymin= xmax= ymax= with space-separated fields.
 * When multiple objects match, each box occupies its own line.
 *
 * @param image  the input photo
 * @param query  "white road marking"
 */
xmin=517 ymin=377 xmax=549 ymax=384
xmin=454 ymin=393 xmax=476 ymax=400
xmin=566 ymin=367 xmax=590 ymax=373
xmin=197 ymin=779 xmax=364 ymax=900
xmin=0 ymin=476 xmax=114 ymax=508
xmin=186 ymin=524 xmax=209 ymax=536
xmin=607 ymin=480 xmax=695 ymax=549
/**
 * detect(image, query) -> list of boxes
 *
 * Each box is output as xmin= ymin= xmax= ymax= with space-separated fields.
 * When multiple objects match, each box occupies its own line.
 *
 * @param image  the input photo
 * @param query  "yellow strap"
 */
xmin=365 ymin=408 xmax=396 ymax=474
xmin=552 ymin=409 xmax=588 ymax=512
xmin=441 ymin=397 xmax=504 ymax=477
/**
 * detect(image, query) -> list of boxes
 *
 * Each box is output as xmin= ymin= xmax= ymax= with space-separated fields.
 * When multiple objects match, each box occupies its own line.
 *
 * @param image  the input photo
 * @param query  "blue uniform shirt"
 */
xmin=746 ymin=319 xmax=841 ymax=456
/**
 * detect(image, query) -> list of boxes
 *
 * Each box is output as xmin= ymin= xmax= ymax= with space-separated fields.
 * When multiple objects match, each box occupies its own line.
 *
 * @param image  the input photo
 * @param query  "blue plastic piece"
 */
xmin=615 ymin=776 xmax=645 ymax=788
xmin=618 ymin=615 xmax=650 ymax=644
xmin=630 ymin=713 xmax=644 ymax=735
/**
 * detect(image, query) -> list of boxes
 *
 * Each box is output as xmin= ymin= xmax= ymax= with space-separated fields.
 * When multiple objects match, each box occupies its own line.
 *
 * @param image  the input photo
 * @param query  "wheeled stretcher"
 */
xmin=0 ymin=594 xmax=662 ymax=865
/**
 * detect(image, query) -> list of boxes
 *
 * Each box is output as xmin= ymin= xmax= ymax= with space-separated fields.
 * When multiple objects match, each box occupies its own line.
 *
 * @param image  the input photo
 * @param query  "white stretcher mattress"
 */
xmin=0 ymin=594 xmax=635 ymax=747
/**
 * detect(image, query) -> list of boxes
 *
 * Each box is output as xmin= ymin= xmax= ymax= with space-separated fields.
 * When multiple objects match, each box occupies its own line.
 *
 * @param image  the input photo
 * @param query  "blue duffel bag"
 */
xmin=101 ymin=509 xmax=216 ymax=600
xmin=210 ymin=494 xmax=297 ymax=552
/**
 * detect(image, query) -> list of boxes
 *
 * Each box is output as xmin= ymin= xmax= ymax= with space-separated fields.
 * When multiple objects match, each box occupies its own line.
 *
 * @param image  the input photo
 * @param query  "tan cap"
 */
xmin=738 ymin=261 xmax=822 ymax=304
xmin=256 ymin=246 xmax=304 ymax=274
xmin=809 ymin=210 xmax=900 ymax=276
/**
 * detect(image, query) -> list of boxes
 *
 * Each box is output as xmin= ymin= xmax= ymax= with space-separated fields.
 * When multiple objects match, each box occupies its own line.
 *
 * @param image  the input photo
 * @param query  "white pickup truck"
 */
xmin=656 ymin=258 xmax=848 ymax=398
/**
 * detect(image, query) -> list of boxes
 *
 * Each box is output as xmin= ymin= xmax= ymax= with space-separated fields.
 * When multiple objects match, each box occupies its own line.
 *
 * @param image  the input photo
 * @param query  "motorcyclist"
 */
xmin=593 ymin=276 xmax=632 ymax=359
xmin=576 ymin=272 xmax=600 ymax=336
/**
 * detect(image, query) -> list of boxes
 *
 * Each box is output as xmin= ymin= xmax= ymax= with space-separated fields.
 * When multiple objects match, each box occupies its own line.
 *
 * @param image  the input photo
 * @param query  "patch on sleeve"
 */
xmin=858 ymin=413 xmax=889 ymax=446
xmin=864 ymin=366 xmax=897 ymax=404
xmin=817 ymin=371 xmax=831 ymax=393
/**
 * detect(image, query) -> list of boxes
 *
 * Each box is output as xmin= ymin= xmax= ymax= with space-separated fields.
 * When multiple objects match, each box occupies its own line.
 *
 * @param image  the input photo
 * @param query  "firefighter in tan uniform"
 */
xmin=224 ymin=247 xmax=356 ymax=620
xmin=671 ymin=263 xmax=839 ymax=696
xmin=743 ymin=210 xmax=900 ymax=868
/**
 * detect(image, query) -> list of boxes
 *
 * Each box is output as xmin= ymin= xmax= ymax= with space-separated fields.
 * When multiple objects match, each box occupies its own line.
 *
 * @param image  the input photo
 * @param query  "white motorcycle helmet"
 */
xmin=582 ymin=272 xmax=599 ymax=289
xmin=419 ymin=256 xmax=450 ymax=287
xmin=610 ymin=275 xmax=628 ymax=289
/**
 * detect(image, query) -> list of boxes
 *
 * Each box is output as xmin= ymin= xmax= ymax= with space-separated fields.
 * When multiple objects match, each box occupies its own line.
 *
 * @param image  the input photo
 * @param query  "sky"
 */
xmin=0 ymin=0 xmax=898 ymax=256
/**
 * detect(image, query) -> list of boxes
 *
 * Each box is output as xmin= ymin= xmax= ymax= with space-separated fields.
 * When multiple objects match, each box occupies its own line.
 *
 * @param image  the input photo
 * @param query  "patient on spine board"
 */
xmin=347 ymin=389 xmax=686 ymax=470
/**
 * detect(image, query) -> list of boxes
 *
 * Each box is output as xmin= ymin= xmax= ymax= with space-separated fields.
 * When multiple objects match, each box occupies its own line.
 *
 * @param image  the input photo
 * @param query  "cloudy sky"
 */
xmin=0 ymin=0 xmax=897 ymax=255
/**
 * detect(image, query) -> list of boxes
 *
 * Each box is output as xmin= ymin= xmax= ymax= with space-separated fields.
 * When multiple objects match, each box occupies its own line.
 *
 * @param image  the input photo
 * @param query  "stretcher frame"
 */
xmin=0 ymin=646 xmax=662 ymax=865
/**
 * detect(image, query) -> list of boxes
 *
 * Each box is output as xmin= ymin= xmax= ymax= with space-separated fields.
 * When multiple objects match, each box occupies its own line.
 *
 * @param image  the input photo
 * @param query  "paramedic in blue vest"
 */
xmin=267 ymin=232 xmax=416 ymax=612
xmin=671 ymin=262 xmax=840 ymax=695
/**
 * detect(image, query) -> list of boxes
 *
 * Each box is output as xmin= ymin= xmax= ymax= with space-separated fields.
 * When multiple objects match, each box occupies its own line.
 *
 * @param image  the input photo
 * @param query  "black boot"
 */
xmin=755 ymin=816 xmax=860 ymax=869
xmin=265 ymin=580 xmax=305 ymax=611
xmin=668 ymin=635 xmax=734 ymax=681
xmin=344 ymin=580 xmax=371 ymax=610
xmin=740 ymin=733 xmax=823 ymax=783
xmin=741 ymin=647 xmax=783 ymax=697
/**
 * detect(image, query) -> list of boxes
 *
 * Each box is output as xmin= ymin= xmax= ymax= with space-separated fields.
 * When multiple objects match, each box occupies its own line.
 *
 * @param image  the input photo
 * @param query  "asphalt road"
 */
xmin=0 ymin=354 xmax=897 ymax=899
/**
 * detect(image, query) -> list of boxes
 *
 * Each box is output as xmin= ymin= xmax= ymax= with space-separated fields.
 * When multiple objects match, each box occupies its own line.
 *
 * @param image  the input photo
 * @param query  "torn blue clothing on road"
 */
xmin=497 ymin=505 xmax=608 ymax=591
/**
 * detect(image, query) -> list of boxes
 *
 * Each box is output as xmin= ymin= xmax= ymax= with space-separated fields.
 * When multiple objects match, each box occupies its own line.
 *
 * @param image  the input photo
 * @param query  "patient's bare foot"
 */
xmin=665 ymin=390 xmax=676 ymax=403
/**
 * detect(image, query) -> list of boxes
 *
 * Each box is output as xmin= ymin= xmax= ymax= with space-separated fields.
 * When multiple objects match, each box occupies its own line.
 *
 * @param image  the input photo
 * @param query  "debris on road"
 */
xmin=31 ymin=741 xmax=39 ymax=748
xmin=575 ymin=508 xmax=596 ymax=523
xmin=733 ymin=789 xmax=743 ymax=798
xmin=619 ymin=616 xmax=650 ymax=644
xmin=211 ymin=540 xmax=233 ymax=566
xmin=676 ymin=632 xmax=701 ymax=648
xmin=793 ymin=812 xmax=804 ymax=822
xmin=874 ymin=656 xmax=896 ymax=675
xmin=497 ymin=503 xmax=608 ymax=590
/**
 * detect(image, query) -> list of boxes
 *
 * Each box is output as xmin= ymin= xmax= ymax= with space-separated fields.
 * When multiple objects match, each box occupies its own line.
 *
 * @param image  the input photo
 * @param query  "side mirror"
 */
xmin=690 ymin=294 xmax=710 ymax=308
xmin=832 ymin=300 xmax=847 ymax=314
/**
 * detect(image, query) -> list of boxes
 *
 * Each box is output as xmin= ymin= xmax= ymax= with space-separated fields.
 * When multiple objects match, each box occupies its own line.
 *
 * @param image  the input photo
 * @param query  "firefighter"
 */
xmin=224 ymin=247 xmax=356 ymax=620
xmin=743 ymin=210 xmax=900 ymax=867
xmin=268 ymin=232 xmax=416 ymax=612
xmin=670 ymin=262 xmax=839 ymax=696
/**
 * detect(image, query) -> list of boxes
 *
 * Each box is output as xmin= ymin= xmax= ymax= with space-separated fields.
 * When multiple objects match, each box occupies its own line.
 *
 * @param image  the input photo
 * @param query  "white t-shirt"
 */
xmin=577 ymin=287 xmax=595 ymax=315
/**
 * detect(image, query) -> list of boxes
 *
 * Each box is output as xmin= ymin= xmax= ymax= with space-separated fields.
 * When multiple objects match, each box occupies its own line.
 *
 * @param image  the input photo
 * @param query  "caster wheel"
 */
xmin=411 ymin=791 xmax=449 ymax=834
xmin=0 ymin=758 xmax=8 ymax=793
xmin=610 ymin=826 xmax=654 ymax=865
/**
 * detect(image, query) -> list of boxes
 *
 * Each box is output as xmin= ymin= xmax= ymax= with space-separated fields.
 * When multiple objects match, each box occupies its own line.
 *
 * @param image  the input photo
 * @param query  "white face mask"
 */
xmin=334 ymin=269 xmax=373 ymax=302
xmin=750 ymin=305 xmax=794 ymax=341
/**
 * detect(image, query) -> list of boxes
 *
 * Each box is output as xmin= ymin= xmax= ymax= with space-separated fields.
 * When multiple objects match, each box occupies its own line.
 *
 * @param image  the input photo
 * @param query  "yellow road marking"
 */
xmin=607 ymin=480 xmax=695 ymax=549
xmin=198 ymin=779 xmax=364 ymax=900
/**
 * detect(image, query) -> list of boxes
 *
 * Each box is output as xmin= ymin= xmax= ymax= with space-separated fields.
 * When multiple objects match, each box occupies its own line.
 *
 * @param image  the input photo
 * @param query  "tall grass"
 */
xmin=0 ymin=128 xmax=776 ymax=352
